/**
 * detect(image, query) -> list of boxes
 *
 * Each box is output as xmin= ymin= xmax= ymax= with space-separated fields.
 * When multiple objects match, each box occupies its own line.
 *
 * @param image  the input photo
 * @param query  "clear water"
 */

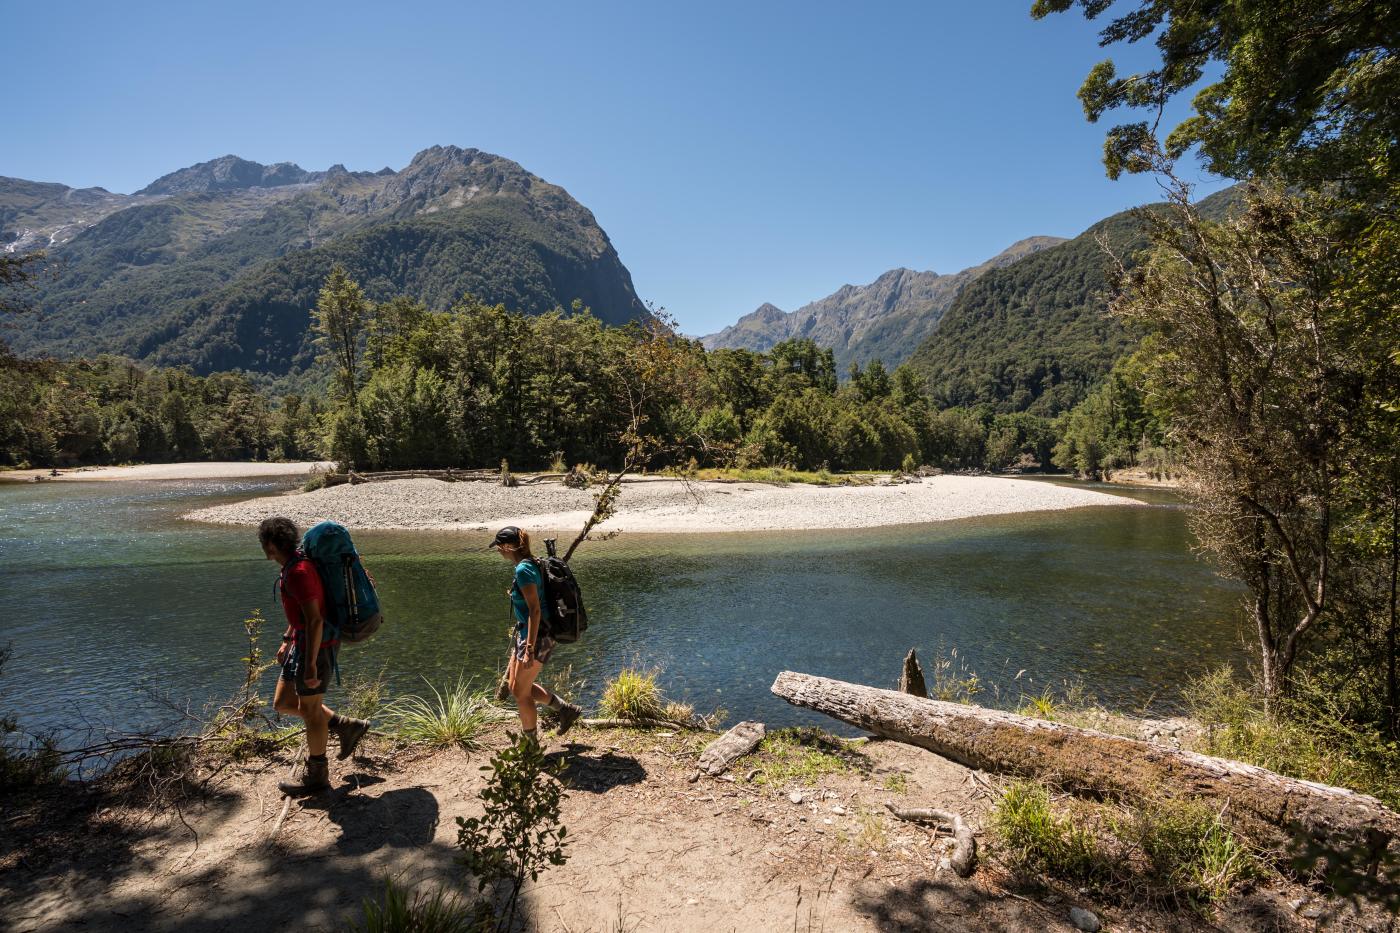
xmin=0 ymin=477 xmax=1246 ymax=738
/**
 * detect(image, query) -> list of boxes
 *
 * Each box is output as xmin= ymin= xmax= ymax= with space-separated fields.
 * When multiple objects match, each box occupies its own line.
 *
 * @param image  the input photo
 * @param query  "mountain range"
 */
xmin=700 ymin=236 xmax=1066 ymax=372
xmin=1 ymin=147 xmax=647 ymax=374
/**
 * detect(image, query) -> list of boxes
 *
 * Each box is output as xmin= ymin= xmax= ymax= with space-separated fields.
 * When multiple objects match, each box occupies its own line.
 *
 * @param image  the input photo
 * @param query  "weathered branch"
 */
xmin=884 ymin=803 xmax=977 ymax=877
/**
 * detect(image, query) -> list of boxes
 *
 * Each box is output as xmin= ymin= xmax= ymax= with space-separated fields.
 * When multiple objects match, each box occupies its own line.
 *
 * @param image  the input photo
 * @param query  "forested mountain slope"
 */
xmin=906 ymin=187 xmax=1241 ymax=415
xmin=3 ymin=146 xmax=647 ymax=374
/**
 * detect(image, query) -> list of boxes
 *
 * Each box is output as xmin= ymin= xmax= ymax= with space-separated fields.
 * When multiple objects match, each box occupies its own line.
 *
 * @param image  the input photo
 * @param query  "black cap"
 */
xmin=487 ymin=526 xmax=522 ymax=550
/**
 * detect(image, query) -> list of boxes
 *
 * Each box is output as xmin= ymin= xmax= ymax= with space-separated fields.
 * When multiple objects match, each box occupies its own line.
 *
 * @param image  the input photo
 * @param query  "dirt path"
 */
xmin=1 ymin=728 xmax=1309 ymax=932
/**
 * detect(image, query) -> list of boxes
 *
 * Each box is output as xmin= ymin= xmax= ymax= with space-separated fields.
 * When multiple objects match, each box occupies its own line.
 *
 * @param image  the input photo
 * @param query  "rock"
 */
xmin=789 ymin=791 xmax=804 ymax=804
xmin=1068 ymin=907 xmax=1101 ymax=932
xmin=830 ymin=805 xmax=846 ymax=815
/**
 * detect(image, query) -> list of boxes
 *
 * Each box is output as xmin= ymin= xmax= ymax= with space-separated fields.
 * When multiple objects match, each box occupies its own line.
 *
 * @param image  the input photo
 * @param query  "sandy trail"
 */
xmin=184 ymin=475 xmax=1139 ymax=534
xmin=0 ymin=728 xmax=1080 ymax=933
xmin=1 ymin=461 xmax=332 ymax=483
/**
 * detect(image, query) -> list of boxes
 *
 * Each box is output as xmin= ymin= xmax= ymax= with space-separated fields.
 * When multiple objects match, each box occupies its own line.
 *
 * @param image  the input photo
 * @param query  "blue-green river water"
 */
xmin=0 ymin=477 xmax=1246 ymax=739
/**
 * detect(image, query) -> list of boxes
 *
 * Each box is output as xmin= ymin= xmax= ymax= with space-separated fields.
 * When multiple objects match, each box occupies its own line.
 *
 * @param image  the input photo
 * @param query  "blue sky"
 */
xmin=3 ymin=1 xmax=1228 ymax=335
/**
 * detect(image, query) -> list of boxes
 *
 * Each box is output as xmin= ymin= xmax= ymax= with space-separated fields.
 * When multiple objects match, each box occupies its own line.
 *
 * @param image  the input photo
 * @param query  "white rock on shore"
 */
xmin=183 ymin=475 xmax=1140 ymax=534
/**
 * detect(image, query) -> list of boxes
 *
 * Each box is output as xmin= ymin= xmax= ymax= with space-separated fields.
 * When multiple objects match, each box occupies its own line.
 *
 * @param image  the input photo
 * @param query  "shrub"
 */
xmin=1184 ymin=665 xmax=1400 ymax=808
xmin=456 ymin=734 xmax=569 ymax=932
xmin=382 ymin=678 xmax=511 ymax=749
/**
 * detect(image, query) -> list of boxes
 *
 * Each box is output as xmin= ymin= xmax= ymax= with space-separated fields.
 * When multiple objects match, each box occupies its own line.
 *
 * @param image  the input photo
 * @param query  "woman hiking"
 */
xmin=259 ymin=516 xmax=370 ymax=795
xmin=489 ymin=526 xmax=582 ymax=744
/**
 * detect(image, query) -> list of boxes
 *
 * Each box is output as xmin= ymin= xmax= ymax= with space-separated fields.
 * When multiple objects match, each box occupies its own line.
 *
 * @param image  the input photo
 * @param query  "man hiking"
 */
xmin=259 ymin=516 xmax=369 ymax=795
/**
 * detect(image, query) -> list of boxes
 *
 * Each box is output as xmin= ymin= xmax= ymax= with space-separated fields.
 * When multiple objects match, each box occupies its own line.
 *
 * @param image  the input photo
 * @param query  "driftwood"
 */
xmin=899 ymin=649 xmax=928 ymax=698
xmin=772 ymin=671 xmax=1400 ymax=859
xmin=695 ymin=721 xmax=766 ymax=779
xmin=885 ymin=803 xmax=976 ymax=877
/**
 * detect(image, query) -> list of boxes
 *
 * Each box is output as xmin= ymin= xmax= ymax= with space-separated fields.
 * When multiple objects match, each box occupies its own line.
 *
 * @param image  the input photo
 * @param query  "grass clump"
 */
xmin=599 ymin=667 xmax=667 ymax=721
xmin=1124 ymin=798 xmax=1258 ymax=909
xmin=351 ymin=878 xmax=482 ymax=933
xmin=882 ymin=772 xmax=909 ymax=794
xmin=747 ymin=727 xmax=864 ymax=786
xmin=993 ymin=779 xmax=1259 ymax=911
xmin=992 ymin=781 xmax=1108 ymax=885
xmin=381 ymin=678 xmax=511 ymax=750
xmin=1184 ymin=665 xmax=1400 ymax=808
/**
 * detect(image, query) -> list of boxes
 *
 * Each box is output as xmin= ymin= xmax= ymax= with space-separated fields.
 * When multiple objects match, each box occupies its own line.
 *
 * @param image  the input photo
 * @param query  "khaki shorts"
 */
xmin=281 ymin=642 xmax=336 ymax=697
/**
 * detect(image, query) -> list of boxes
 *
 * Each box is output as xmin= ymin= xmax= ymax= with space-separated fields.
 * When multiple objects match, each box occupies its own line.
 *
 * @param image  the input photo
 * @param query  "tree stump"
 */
xmin=899 ymin=648 xmax=928 ymax=698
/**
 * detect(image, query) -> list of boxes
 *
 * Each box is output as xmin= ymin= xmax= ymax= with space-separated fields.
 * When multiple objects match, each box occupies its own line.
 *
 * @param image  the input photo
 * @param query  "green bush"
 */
xmin=456 ymin=734 xmax=569 ymax=932
xmin=1185 ymin=665 xmax=1400 ymax=808
xmin=1124 ymin=798 xmax=1257 ymax=909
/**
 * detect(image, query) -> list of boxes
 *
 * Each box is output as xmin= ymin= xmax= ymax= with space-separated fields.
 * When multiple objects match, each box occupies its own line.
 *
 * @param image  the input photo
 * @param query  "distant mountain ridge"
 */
xmin=701 ymin=236 xmax=1065 ymax=371
xmin=3 ymin=146 xmax=647 ymax=375
xmin=905 ymin=185 xmax=1243 ymax=416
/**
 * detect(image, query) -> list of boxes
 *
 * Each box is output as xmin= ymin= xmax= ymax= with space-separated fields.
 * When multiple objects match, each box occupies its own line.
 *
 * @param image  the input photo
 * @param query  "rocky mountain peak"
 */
xmin=136 ymin=155 xmax=314 ymax=196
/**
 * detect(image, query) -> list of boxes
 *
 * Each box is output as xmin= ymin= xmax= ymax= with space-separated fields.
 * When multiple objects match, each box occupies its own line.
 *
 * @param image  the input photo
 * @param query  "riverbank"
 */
xmin=1 ymin=722 xmax=1323 ymax=933
xmin=183 ymin=474 xmax=1139 ymax=533
xmin=0 ymin=461 xmax=332 ymax=483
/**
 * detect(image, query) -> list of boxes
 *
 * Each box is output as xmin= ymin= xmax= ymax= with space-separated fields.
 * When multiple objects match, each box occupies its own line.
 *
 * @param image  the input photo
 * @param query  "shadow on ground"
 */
xmin=546 ymin=743 xmax=646 ymax=794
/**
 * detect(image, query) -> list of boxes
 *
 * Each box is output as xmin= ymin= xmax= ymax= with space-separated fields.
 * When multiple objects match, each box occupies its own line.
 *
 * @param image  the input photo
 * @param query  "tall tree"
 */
xmin=1032 ymin=0 xmax=1400 ymax=202
xmin=312 ymin=265 xmax=371 ymax=409
xmin=1112 ymin=182 xmax=1355 ymax=701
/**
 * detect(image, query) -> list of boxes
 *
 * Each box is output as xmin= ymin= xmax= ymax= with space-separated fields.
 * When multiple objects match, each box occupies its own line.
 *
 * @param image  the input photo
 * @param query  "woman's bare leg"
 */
xmin=509 ymin=654 xmax=545 ymax=732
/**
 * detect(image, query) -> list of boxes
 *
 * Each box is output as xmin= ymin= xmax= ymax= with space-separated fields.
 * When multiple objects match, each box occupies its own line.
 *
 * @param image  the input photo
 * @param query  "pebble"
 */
xmin=830 ymin=805 xmax=846 ymax=815
xmin=1068 ymin=907 xmax=1101 ymax=932
xmin=789 ymin=791 xmax=804 ymax=804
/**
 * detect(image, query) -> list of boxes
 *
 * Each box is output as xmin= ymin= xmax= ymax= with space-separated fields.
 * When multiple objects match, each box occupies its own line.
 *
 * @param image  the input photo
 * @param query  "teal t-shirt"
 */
xmin=510 ymin=559 xmax=548 ymax=637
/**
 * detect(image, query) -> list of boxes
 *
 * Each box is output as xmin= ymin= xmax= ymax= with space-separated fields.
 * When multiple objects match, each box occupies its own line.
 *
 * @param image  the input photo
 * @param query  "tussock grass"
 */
xmin=993 ymin=781 xmax=1107 ymax=885
xmin=599 ymin=667 xmax=667 ymax=721
xmin=381 ymin=678 xmax=511 ymax=750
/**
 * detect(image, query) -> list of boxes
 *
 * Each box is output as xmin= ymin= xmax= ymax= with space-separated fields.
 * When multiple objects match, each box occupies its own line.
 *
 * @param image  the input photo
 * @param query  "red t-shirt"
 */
xmin=278 ymin=557 xmax=336 ymax=648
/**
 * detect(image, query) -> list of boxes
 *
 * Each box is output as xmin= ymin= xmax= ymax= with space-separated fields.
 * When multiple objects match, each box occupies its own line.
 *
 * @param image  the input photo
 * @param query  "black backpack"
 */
xmin=533 ymin=539 xmax=588 ymax=644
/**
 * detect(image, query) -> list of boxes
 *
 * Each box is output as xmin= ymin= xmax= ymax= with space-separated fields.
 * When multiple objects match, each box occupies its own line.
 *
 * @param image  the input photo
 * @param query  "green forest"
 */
xmin=2 ymin=253 xmax=1152 ymax=476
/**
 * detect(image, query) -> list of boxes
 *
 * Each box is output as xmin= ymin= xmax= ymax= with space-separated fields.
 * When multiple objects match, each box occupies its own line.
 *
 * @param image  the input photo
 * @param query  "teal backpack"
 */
xmin=299 ymin=521 xmax=383 ymax=645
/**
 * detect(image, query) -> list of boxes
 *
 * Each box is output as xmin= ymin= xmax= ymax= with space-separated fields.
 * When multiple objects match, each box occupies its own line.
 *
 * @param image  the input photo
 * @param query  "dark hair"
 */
xmin=258 ymin=517 xmax=300 ymax=555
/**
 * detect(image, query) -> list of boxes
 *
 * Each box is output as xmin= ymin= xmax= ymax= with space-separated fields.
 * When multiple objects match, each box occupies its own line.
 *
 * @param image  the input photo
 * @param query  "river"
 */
xmin=0 ymin=477 xmax=1245 ymax=739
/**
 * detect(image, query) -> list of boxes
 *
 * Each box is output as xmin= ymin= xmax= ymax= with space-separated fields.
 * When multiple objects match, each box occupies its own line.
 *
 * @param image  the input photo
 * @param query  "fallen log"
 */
xmin=884 ymin=803 xmax=976 ymax=877
xmin=772 ymin=671 xmax=1400 ymax=860
xmin=694 ymin=721 xmax=766 ymax=779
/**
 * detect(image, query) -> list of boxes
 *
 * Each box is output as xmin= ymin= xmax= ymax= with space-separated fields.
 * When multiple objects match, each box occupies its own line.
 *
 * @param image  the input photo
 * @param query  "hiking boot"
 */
xmin=278 ymin=756 xmax=330 ymax=796
xmin=333 ymin=717 xmax=370 ymax=761
xmin=553 ymin=701 xmax=583 ymax=737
